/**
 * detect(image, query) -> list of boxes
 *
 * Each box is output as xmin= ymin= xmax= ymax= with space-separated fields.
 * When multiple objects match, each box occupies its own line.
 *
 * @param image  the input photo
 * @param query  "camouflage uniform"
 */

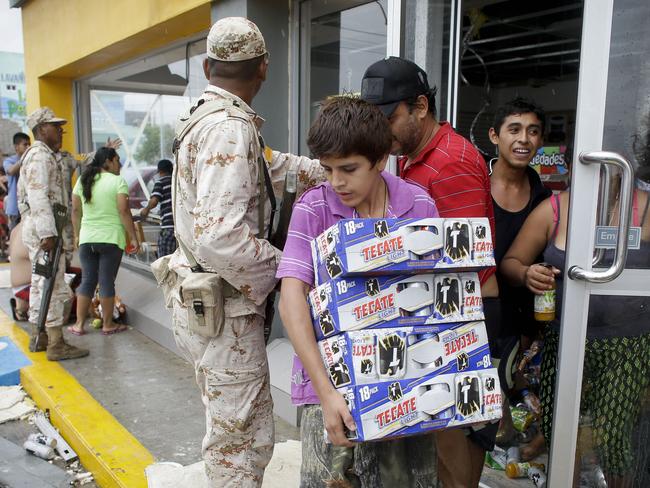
xmin=168 ymin=17 xmax=323 ymax=488
xmin=18 ymin=140 xmax=86 ymax=327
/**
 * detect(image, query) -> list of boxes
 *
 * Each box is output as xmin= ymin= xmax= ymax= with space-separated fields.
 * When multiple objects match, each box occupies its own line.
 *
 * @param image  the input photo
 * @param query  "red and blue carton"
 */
xmin=311 ymin=217 xmax=494 ymax=286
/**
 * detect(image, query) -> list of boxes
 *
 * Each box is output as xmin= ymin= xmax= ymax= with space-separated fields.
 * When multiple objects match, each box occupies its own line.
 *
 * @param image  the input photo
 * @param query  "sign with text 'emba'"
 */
xmin=594 ymin=226 xmax=641 ymax=250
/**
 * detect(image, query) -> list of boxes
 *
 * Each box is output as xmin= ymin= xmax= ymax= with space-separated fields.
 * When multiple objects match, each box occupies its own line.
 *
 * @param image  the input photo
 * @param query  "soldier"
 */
xmin=166 ymin=17 xmax=322 ymax=487
xmin=18 ymin=107 xmax=119 ymax=361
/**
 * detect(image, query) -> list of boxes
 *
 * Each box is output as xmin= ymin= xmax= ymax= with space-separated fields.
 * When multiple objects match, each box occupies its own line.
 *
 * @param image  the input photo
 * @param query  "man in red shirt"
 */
xmin=362 ymin=57 xmax=499 ymax=488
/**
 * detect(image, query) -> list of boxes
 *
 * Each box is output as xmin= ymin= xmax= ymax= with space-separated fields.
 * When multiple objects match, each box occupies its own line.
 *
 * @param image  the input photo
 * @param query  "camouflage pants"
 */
xmin=172 ymin=304 xmax=274 ymax=487
xmin=22 ymin=216 xmax=72 ymax=328
xmin=300 ymin=404 xmax=437 ymax=487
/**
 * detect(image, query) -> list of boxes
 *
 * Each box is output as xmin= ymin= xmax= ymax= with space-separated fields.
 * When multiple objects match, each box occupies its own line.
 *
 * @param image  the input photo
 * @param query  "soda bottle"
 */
xmin=534 ymin=264 xmax=555 ymax=322
xmin=505 ymin=461 xmax=545 ymax=479
xmin=506 ymin=446 xmax=520 ymax=467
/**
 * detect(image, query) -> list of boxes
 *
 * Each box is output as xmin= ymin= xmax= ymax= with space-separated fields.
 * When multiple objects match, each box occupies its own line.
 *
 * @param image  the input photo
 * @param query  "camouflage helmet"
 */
xmin=207 ymin=17 xmax=267 ymax=62
xmin=27 ymin=107 xmax=67 ymax=132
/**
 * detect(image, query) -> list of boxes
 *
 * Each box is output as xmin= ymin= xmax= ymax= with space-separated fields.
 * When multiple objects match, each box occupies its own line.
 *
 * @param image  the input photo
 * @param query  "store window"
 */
xmin=402 ymin=0 xmax=452 ymax=123
xmin=298 ymin=0 xmax=388 ymax=154
xmin=79 ymin=36 xmax=207 ymax=265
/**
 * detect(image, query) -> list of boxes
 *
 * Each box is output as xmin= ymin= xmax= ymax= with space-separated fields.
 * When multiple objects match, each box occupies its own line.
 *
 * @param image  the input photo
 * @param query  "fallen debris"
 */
xmin=0 ymin=385 xmax=36 ymax=423
xmin=33 ymin=411 xmax=78 ymax=461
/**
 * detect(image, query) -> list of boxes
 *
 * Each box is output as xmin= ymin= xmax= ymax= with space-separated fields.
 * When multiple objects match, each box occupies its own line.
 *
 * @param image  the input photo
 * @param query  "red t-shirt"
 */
xmin=399 ymin=122 xmax=496 ymax=283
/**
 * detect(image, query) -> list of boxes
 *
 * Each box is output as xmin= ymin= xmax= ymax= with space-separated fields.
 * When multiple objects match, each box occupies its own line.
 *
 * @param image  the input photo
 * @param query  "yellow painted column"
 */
xmin=36 ymin=76 xmax=76 ymax=153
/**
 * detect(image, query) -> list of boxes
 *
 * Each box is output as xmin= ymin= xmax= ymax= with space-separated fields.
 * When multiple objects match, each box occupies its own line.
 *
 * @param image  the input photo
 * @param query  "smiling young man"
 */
xmin=489 ymin=98 xmax=551 ymax=345
xmin=277 ymin=96 xmax=439 ymax=487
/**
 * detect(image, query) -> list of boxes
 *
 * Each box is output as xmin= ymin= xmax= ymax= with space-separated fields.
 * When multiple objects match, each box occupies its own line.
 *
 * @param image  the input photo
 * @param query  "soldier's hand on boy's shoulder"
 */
xmin=321 ymin=389 xmax=356 ymax=447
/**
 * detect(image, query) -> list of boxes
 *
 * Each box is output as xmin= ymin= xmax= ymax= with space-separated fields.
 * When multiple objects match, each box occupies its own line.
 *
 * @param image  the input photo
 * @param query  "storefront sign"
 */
xmin=529 ymin=145 xmax=569 ymax=177
xmin=594 ymin=226 xmax=641 ymax=250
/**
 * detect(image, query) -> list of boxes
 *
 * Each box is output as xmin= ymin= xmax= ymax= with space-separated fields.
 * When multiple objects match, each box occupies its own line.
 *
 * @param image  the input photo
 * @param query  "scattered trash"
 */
xmin=521 ymin=389 xmax=541 ymax=418
xmin=486 ymin=339 xmax=548 ymax=487
xmin=505 ymin=461 xmax=545 ymax=479
xmin=33 ymin=411 xmax=78 ymax=461
xmin=506 ymin=445 xmax=520 ymax=467
xmin=528 ymin=465 xmax=547 ymax=487
xmin=511 ymin=405 xmax=535 ymax=433
xmin=23 ymin=439 xmax=55 ymax=460
xmin=485 ymin=445 xmax=507 ymax=470
xmin=0 ymin=385 xmax=36 ymax=423
xmin=28 ymin=432 xmax=57 ymax=447
xmin=517 ymin=340 xmax=542 ymax=372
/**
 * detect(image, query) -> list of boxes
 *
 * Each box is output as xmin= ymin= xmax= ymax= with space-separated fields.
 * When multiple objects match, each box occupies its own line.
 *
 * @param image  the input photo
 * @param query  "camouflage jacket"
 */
xmin=17 ymin=141 xmax=90 ymax=249
xmin=168 ymin=85 xmax=323 ymax=317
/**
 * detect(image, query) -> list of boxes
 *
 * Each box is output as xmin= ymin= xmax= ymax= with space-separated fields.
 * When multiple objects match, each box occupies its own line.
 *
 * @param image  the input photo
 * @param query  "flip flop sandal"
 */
xmin=10 ymin=298 xmax=28 ymax=321
xmin=67 ymin=326 xmax=86 ymax=336
xmin=101 ymin=325 xmax=128 ymax=336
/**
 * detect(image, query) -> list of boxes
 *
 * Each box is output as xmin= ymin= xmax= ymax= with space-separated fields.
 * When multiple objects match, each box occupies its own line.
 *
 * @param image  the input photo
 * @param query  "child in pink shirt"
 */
xmin=277 ymin=97 xmax=439 ymax=487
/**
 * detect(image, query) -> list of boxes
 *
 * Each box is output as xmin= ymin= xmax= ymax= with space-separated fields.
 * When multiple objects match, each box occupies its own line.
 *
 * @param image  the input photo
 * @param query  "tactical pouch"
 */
xmin=151 ymin=254 xmax=179 ymax=309
xmin=179 ymin=272 xmax=225 ymax=338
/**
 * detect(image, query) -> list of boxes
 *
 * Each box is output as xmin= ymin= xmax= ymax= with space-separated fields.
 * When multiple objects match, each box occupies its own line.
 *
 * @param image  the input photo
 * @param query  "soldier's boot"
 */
xmin=46 ymin=326 xmax=89 ymax=361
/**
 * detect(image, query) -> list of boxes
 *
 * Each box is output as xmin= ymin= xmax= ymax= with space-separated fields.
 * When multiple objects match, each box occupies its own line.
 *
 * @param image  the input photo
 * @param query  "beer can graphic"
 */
xmin=396 ymin=281 xmax=432 ymax=317
xmin=444 ymin=220 xmax=472 ymax=262
xmin=325 ymin=252 xmax=343 ymax=278
xmin=360 ymin=358 xmax=374 ymax=376
xmin=434 ymin=275 xmax=461 ymax=318
xmin=408 ymin=225 xmax=442 ymax=260
xmin=328 ymin=360 xmax=352 ymax=388
xmin=455 ymin=373 xmax=482 ymax=420
xmin=355 ymin=333 xmax=377 ymax=378
xmin=318 ymin=310 xmax=336 ymax=337
xmin=377 ymin=333 xmax=406 ymax=379
xmin=429 ymin=384 xmax=454 ymax=419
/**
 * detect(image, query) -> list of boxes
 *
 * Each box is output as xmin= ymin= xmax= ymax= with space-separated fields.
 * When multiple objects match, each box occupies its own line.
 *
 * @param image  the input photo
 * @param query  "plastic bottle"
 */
xmin=521 ymin=389 xmax=541 ymax=418
xmin=534 ymin=264 xmax=555 ymax=322
xmin=23 ymin=440 xmax=55 ymax=460
xmin=506 ymin=446 xmax=520 ymax=467
xmin=505 ymin=461 xmax=545 ymax=479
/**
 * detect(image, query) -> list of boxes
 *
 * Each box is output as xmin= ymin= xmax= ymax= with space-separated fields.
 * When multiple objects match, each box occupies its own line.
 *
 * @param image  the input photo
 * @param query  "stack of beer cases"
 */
xmin=309 ymin=217 xmax=503 ymax=441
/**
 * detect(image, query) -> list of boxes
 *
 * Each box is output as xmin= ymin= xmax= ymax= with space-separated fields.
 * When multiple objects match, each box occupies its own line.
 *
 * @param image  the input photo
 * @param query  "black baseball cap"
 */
xmin=360 ymin=56 xmax=430 ymax=117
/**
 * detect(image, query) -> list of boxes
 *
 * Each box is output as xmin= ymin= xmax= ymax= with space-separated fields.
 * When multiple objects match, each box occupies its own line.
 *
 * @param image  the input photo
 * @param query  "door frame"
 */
xmin=546 ymin=0 xmax=650 ymax=484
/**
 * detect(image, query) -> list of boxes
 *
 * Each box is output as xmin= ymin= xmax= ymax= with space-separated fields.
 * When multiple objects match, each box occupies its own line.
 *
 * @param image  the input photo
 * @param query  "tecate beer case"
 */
xmin=319 ymin=321 xmax=492 ymax=388
xmin=309 ymin=272 xmax=483 ymax=339
xmin=311 ymin=218 xmax=494 ymax=285
xmin=342 ymin=369 xmax=502 ymax=441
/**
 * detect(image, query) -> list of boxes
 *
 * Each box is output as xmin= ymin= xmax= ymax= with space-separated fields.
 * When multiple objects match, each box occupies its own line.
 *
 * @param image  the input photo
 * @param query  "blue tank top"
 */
xmin=543 ymin=192 xmax=650 ymax=338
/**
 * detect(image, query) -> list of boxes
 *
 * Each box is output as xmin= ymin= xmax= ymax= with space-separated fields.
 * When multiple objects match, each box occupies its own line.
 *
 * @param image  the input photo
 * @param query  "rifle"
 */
xmin=264 ymin=170 xmax=298 ymax=343
xmin=29 ymin=203 xmax=68 ymax=352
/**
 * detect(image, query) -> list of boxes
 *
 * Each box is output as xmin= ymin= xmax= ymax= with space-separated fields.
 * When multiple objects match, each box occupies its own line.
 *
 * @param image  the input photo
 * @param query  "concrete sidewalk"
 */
xmin=0 ymin=283 xmax=299 ymax=488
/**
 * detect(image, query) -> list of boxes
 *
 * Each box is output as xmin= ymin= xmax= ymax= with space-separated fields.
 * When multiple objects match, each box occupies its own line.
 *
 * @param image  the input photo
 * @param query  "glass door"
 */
xmin=550 ymin=0 xmax=650 ymax=486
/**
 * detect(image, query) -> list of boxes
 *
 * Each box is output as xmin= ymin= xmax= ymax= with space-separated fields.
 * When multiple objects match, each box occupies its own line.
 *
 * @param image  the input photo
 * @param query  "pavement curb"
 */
xmin=0 ymin=313 xmax=155 ymax=488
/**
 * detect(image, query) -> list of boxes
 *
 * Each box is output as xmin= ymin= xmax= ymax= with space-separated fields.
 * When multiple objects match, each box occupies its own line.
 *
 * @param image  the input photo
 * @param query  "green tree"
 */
xmin=134 ymin=123 xmax=175 ymax=164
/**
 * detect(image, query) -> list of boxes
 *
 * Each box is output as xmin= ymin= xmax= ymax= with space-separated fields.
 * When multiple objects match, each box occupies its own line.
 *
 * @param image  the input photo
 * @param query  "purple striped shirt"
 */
xmin=276 ymin=171 xmax=439 ymax=405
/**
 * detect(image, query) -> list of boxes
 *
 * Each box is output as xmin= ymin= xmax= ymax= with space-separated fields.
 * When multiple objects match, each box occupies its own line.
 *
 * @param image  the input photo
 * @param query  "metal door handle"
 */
xmin=568 ymin=151 xmax=633 ymax=283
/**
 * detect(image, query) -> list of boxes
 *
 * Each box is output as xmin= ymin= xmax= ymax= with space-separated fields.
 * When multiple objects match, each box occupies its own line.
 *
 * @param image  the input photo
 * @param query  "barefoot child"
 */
xmin=277 ymin=97 xmax=440 ymax=487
